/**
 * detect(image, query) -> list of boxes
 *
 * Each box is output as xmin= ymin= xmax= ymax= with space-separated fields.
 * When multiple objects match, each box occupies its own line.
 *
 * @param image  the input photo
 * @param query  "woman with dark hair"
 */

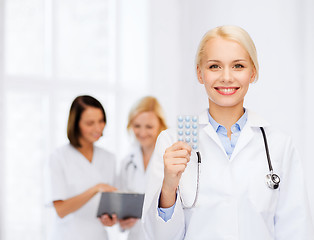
xmin=45 ymin=95 xmax=117 ymax=240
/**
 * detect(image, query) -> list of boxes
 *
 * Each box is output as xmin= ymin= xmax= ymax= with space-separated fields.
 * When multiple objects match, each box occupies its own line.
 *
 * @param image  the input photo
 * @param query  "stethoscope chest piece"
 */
xmin=260 ymin=127 xmax=280 ymax=190
xmin=265 ymin=172 xmax=280 ymax=189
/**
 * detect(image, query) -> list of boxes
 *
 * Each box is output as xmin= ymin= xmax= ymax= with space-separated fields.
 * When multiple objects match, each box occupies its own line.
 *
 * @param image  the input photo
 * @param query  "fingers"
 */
xmin=111 ymin=214 xmax=118 ymax=223
xmin=119 ymin=218 xmax=138 ymax=229
xmin=167 ymin=141 xmax=192 ymax=154
xmin=164 ymin=142 xmax=191 ymax=165
xmin=165 ymin=150 xmax=191 ymax=163
xmin=96 ymin=184 xmax=117 ymax=193
xmin=120 ymin=218 xmax=137 ymax=224
xmin=162 ymin=141 xmax=192 ymax=196
xmin=99 ymin=214 xmax=118 ymax=227
xmin=164 ymin=142 xmax=192 ymax=170
xmin=106 ymin=185 xmax=117 ymax=192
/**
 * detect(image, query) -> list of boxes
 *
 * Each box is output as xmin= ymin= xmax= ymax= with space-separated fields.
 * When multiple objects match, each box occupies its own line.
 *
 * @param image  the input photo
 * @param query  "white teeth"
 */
xmin=219 ymin=88 xmax=236 ymax=93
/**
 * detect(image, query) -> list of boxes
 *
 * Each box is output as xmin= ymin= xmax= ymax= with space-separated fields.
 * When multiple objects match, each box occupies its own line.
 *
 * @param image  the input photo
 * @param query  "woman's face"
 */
xmin=197 ymin=37 xmax=256 ymax=110
xmin=131 ymin=111 xmax=161 ymax=150
xmin=78 ymin=106 xmax=105 ymax=145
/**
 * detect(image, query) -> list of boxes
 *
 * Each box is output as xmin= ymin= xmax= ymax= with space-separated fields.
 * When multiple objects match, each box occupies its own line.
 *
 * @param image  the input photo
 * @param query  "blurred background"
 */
xmin=0 ymin=0 xmax=313 ymax=239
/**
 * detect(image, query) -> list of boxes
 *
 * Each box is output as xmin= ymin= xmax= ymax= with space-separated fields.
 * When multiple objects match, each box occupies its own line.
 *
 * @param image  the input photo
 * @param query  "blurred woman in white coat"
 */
xmin=142 ymin=25 xmax=314 ymax=240
xmin=118 ymin=96 xmax=167 ymax=239
xmin=45 ymin=95 xmax=118 ymax=240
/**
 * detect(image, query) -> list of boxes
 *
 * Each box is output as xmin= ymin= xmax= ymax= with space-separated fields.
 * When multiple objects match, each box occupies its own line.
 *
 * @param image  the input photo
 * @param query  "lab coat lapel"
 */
xmin=230 ymin=109 xmax=270 ymax=161
xmin=199 ymin=111 xmax=226 ymax=155
xmin=134 ymin=143 xmax=145 ymax=174
xmin=230 ymin=123 xmax=254 ymax=162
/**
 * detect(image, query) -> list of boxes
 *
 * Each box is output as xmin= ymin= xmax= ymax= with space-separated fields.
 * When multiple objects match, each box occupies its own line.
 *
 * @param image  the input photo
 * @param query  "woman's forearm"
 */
xmin=53 ymin=186 xmax=98 ymax=218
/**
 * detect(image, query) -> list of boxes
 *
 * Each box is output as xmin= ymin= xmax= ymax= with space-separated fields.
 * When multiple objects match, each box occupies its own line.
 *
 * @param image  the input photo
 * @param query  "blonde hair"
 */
xmin=196 ymin=25 xmax=259 ymax=82
xmin=127 ymin=96 xmax=167 ymax=135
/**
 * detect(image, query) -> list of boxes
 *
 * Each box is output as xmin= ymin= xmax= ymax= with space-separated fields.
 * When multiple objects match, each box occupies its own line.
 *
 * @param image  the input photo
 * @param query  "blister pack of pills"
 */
xmin=177 ymin=115 xmax=199 ymax=151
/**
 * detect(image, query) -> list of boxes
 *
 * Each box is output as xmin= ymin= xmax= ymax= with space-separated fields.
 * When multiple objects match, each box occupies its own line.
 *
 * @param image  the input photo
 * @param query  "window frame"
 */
xmin=0 ymin=0 xmax=120 ymax=238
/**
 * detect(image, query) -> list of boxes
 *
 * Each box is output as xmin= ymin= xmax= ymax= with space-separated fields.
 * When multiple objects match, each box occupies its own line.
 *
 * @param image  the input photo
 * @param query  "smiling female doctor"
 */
xmin=142 ymin=25 xmax=314 ymax=240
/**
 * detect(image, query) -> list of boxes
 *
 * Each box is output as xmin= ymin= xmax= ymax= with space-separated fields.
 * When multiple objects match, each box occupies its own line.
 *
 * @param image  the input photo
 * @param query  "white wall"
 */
xmin=115 ymin=0 xmax=150 ymax=160
xmin=149 ymin=0 xmax=314 ymax=219
xmin=148 ymin=0 xmax=182 ymax=128
xmin=303 ymin=0 xmax=314 ymax=219
xmin=0 ymin=0 xmax=4 ymax=236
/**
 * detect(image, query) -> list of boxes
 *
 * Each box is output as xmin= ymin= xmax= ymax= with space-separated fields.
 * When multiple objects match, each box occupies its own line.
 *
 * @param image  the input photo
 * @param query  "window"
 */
xmin=0 ymin=0 xmax=148 ymax=239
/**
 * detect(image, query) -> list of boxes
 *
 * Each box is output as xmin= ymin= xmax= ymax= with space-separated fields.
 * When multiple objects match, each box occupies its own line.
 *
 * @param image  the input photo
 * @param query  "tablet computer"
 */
xmin=96 ymin=192 xmax=145 ymax=219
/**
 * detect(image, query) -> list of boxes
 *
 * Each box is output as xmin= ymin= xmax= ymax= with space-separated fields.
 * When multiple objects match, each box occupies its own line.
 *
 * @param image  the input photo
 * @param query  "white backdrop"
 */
xmin=147 ymin=0 xmax=314 ymax=220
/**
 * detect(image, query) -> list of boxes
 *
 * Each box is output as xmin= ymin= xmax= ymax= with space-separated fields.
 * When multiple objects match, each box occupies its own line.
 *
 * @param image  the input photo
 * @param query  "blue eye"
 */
xmin=234 ymin=64 xmax=244 ymax=69
xmin=209 ymin=64 xmax=219 ymax=69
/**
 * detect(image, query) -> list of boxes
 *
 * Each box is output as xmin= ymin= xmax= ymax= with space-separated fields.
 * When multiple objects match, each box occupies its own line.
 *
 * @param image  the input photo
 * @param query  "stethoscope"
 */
xmin=260 ymin=127 xmax=281 ymax=190
xmin=178 ymin=127 xmax=281 ymax=209
xmin=124 ymin=154 xmax=138 ymax=192
xmin=125 ymin=154 xmax=137 ymax=172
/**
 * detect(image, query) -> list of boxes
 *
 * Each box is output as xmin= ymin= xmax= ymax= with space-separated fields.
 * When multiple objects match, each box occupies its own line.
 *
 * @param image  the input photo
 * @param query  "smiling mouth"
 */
xmin=215 ymin=87 xmax=239 ymax=95
xmin=92 ymin=133 xmax=102 ymax=138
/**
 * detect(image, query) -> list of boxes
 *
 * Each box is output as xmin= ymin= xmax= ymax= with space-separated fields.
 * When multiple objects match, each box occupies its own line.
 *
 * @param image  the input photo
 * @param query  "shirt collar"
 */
xmin=199 ymin=108 xmax=269 ymax=128
xmin=207 ymin=108 xmax=248 ymax=133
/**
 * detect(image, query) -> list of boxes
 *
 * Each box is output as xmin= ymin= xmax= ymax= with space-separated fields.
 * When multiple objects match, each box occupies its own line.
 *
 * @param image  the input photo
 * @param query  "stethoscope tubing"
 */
xmin=125 ymin=154 xmax=137 ymax=171
xmin=179 ymin=127 xmax=280 ymax=208
xmin=260 ymin=127 xmax=273 ymax=172
xmin=178 ymin=151 xmax=201 ymax=209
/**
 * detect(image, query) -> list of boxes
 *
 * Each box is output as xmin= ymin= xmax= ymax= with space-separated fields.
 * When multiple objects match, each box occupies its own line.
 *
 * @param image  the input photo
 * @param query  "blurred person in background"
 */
xmin=118 ymin=96 xmax=168 ymax=240
xmin=45 ymin=95 xmax=118 ymax=240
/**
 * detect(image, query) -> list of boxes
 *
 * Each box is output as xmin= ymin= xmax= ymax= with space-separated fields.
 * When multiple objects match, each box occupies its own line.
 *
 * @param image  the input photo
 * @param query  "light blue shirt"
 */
xmin=208 ymin=109 xmax=247 ymax=158
xmin=157 ymin=109 xmax=248 ymax=221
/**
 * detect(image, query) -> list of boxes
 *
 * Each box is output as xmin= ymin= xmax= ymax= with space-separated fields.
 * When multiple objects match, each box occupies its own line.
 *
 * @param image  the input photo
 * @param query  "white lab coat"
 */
xmin=120 ymin=143 xmax=146 ymax=193
xmin=142 ymin=109 xmax=314 ymax=240
xmin=45 ymin=144 xmax=116 ymax=240
xmin=119 ymin=143 xmax=147 ymax=240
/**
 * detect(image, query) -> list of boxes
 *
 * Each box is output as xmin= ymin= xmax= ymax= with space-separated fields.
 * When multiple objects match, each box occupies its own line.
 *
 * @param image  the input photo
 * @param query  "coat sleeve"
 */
xmin=44 ymin=149 xmax=68 ymax=206
xmin=274 ymin=137 xmax=314 ymax=239
xmin=142 ymin=130 xmax=186 ymax=240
